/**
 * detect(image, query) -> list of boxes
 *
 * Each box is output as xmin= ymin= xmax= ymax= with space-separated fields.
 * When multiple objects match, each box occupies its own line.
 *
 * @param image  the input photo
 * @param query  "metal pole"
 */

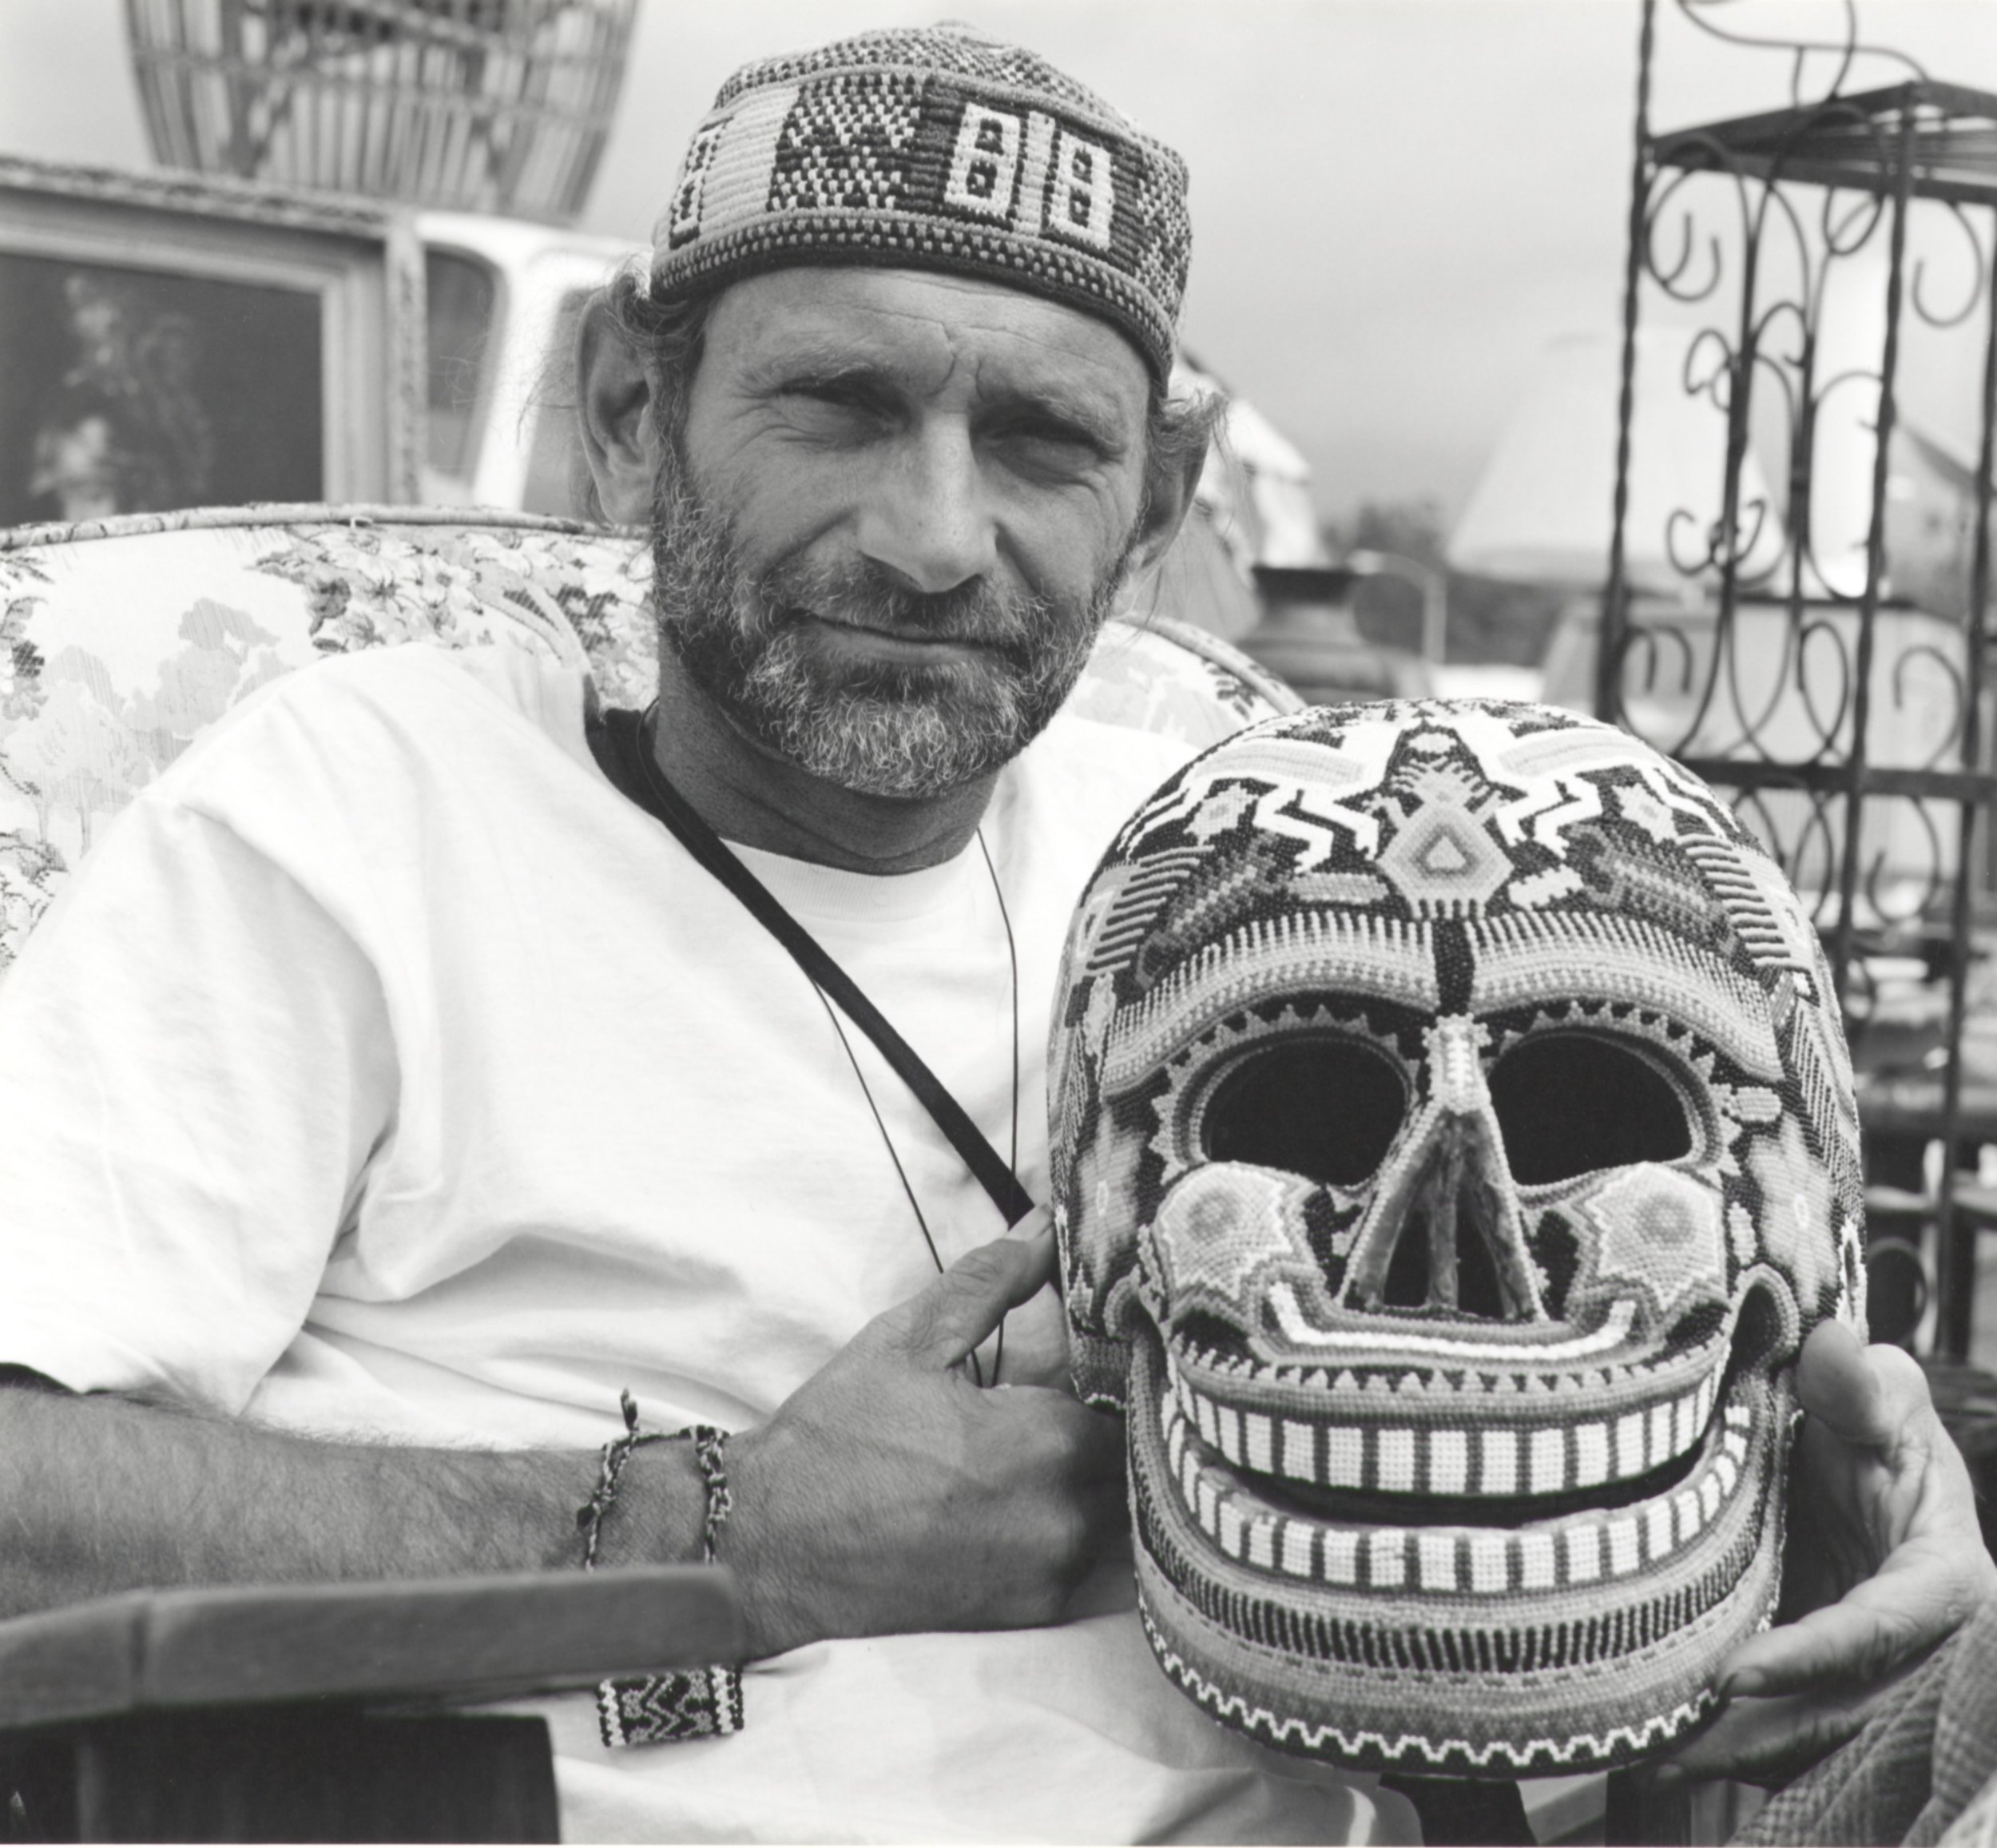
xmin=1934 ymin=201 xmax=1997 ymax=1361
xmin=1832 ymin=101 xmax=1916 ymax=1019
xmin=1599 ymin=0 xmax=1657 ymax=725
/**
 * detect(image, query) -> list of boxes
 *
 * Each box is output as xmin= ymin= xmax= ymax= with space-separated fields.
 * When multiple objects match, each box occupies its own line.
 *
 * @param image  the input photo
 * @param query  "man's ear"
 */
xmin=575 ymin=296 xmax=658 ymax=527
xmin=1125 ymin=413 xmax=1210 ymax=582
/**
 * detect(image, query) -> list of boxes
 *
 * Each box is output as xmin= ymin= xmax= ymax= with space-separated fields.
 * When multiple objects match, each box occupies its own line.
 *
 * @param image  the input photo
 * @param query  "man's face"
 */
xmin=652 ymin=268 xmax=1156 ymax=799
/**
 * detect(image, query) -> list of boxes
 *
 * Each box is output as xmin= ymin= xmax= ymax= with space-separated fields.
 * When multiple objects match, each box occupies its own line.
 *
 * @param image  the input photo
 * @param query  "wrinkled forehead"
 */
xmin=705 ymin=266 xmax=1153 ymax=427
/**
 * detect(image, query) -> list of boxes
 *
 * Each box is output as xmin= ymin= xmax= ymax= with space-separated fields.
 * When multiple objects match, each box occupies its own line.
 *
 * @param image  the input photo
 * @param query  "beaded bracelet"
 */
xmin=578 ymin=1389 xmax=744 ymax=1747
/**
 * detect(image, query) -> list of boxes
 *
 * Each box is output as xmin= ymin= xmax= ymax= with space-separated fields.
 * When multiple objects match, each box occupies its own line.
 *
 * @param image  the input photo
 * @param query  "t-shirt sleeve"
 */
xmin=0 ymin=795 xmax=397 ymax=1414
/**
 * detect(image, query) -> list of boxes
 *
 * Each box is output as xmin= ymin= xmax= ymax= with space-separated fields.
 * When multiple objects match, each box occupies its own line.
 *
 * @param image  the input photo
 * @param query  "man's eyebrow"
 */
xmin=986 ymin=382 xmax=1126 ymax=443
xmin=739 ymin=344 xmax=901 ymax=392
xmin=738 ymin=345 xmax=1133 ymax=446
xmin=951 ymin=366 xmax=1138 ymax=458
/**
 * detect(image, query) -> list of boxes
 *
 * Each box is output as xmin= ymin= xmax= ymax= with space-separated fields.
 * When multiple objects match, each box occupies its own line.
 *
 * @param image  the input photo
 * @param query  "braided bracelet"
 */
xmin=683 ymin=1424 xmax=732 ymax=1567
xmin=575 ymin=1389 xmax=665 ymax=1568
xmin=578 ymin=1391 xmax=744 ymax=1747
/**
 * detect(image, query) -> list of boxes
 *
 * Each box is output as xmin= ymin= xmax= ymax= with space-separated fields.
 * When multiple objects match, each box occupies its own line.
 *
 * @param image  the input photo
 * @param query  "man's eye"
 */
xmin=991 ymin=421 xmax=1104 ymax=469
xmin=780 ymin=379 xmax=883 ymax=411
xmin=777 ymin=386 xmax=892 ymax=437
xmin=791 ymin=382 xmax=865 ymax=407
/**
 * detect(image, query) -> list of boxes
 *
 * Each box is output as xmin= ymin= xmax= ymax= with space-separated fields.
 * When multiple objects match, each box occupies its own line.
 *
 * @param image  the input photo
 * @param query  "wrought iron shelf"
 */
xmin=1653 ymin=81 xmax=1997 ymax=209
xmin=1675 ymin=759 xmax=1997 ymax=806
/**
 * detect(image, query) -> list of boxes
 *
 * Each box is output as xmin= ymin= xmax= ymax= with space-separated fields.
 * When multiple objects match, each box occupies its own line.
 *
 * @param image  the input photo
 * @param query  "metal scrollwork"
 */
xmin=1909 ymin=201 xmax=1989 ymax=331
xmin=1674 ymin=0 xmax=1927 ymax=104
xmin=1602 ymin=0 xmax=1997 ymax=1358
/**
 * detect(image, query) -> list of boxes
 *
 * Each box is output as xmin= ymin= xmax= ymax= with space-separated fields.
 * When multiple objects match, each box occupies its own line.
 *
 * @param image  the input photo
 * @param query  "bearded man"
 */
xmin=0 ymin=22 xmax=1986 ymax=1846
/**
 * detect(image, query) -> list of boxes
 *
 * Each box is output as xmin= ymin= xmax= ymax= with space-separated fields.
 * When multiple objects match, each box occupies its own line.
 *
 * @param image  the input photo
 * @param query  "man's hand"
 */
xmin=718 ymin=1225 xmax=1126 ymax=1660
xmin=1662 ymin=1319 xmax=1997 ymax=1786
xmin=0 ymin=1226 xmax=1122 ymax=1662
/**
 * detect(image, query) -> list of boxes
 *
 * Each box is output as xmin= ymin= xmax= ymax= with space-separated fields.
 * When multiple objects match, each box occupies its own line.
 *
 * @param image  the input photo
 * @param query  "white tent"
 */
xmin=1447 ymin=328 xmax=1785 ymax=593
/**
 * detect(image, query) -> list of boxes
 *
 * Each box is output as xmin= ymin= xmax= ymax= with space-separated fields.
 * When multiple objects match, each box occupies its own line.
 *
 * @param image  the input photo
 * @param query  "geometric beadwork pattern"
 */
xmin=1049 ymin=699 xmax=1867 ymax=1774
xmin=649 ymin=22 xmax=1192 ymax=380
xmin=595 ymin=1665 xmax=744 ymax=1748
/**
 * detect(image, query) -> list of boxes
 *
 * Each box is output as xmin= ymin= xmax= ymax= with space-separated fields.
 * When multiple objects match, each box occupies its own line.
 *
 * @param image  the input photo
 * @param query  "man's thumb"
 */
xmin=886 ymin=1226 xmax=1058 ymax=1370
xmin=1797 ymin=1320 xmax=1928 ymax=1450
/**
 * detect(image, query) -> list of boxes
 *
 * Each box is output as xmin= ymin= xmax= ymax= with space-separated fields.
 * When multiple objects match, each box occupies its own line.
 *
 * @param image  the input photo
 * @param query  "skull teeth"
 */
xmin=1169 ymin=1355 xmax=1723 ymax=1496
xmin=1163 ymin=1389 xmax=1756 ymax=1593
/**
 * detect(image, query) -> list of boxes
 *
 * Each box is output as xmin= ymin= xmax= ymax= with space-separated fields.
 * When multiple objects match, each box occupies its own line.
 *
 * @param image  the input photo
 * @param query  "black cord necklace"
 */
xmin=808 ymin=828 xmax=1020 ymax=1388
xmin=615 ymin=700 xmax=1026 ymax=1387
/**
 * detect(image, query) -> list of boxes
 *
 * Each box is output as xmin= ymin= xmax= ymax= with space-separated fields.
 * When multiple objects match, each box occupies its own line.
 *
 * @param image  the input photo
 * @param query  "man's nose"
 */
xmin=855 ymin=420 xmax=998 ymax=594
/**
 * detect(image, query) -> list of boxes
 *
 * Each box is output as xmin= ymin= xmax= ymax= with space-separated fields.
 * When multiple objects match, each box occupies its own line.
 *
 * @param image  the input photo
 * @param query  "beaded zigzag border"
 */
xmin=1136 ymin=1596 xmax=1717 ymax=1774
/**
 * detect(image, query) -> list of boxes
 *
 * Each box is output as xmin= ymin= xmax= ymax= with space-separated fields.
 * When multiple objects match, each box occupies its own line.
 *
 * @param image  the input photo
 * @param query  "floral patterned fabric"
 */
xmin=0 ymin=505 xmax=1294 ymax=976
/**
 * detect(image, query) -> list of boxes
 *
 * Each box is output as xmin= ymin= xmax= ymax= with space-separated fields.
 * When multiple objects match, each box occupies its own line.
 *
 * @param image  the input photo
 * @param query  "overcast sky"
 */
xmin=3 ymin=0 xmax=1991 ymax=524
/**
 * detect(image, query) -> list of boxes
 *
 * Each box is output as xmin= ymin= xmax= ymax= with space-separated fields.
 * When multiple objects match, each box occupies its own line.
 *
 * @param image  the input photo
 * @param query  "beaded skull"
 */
xmin=1050 ymin=700 xmax=1865 ymax=1774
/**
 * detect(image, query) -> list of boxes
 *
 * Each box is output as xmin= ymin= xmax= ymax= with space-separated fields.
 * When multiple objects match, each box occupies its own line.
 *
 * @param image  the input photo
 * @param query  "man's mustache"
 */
xmin=754 ymin=557 xmax=1048 ymax=662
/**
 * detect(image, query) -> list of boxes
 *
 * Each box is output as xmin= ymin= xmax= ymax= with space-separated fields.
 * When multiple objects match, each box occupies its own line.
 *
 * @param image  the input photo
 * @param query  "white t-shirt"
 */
xmin=0 ymin=643 xmax=1403 ymax=1843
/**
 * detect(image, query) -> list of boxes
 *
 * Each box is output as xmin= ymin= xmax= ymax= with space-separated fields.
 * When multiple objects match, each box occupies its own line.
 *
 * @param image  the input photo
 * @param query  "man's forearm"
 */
xmin=0 ymin=1383 xmax=708 ymax=1619
xmin=0 ymin=1234 xmax=1126 ymax=1661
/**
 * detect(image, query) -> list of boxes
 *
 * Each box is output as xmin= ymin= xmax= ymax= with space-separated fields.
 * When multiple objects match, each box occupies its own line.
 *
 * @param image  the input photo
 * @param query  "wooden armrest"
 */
xmin=0 ymin=1565 xmax=740 ymax=1730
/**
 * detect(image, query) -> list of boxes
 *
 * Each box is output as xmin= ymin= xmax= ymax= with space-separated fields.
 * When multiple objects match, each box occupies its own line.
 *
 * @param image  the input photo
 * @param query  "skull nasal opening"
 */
xmin=1384 ymin=1182 xmax=1511 ymax=1317
xmin=1365 ymin=1107 xmax=1533 ymax=1321
xmin=1340 ymin=1015 xmax=1545 ymax=1323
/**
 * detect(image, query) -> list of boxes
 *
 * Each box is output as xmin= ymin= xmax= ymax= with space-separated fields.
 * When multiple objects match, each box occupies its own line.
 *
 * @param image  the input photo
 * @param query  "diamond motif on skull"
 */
xmin=1376 ymin=801 xmax=1515 ymax=909
xmin=1573 ymin=1166 xmax=1727 ymax=1326
xmin=1048 ymin=699 xmax=1866 ymax=1774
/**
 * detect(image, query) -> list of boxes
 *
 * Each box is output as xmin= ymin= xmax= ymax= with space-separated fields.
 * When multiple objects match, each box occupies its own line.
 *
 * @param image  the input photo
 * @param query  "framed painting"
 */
xmin=0 ymin=157 xmax=422 ymax=528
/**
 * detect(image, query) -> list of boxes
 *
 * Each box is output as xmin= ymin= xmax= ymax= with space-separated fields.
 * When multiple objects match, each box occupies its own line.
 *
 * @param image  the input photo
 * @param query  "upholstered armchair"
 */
xmin=0 ymin=506 xmax=1295 ymax=977
xmin=0 ymin=505 xmax=1296 ymax=1842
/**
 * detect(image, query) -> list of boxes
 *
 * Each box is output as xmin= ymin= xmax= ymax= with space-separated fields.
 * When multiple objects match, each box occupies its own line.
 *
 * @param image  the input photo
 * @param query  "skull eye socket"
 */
xmin=1489 ymin=1031 xmax=1693 ymax=1185
xmin=1200 ymin=1039 xmax=1407 ymax=1187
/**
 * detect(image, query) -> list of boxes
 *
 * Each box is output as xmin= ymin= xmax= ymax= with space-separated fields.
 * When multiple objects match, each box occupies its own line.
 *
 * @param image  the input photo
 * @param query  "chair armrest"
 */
xmin=0 ymin=1566 xmax=740 ymax=1728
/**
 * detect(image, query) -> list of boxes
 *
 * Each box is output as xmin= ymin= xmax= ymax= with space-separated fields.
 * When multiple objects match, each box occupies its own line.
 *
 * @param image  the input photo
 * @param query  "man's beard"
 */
xmin=649 ymin=447 xmax=1132 ymax=800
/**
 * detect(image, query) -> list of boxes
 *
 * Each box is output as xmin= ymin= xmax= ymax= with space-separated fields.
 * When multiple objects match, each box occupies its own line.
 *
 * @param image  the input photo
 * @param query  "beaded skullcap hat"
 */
xmin=649 ymin=22 xmax=1193 ymax=380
